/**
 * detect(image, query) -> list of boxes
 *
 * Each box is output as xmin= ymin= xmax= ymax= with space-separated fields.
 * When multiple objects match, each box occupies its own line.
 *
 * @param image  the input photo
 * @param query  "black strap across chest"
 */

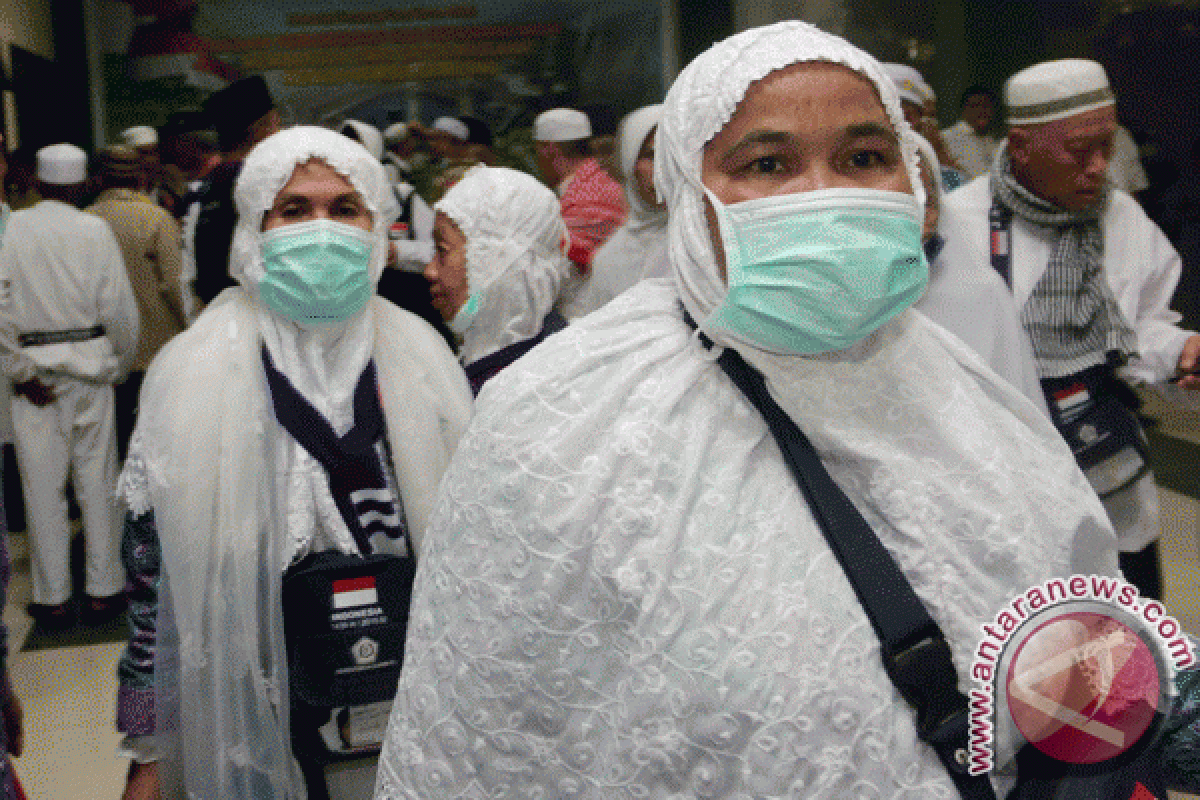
xmin=464 ymin=311 xmax=567 ymax=395
xmin=261 ymin=346 xmax=405 ymax=552
xmin=687 ymin=315 xmax=997 ymax=800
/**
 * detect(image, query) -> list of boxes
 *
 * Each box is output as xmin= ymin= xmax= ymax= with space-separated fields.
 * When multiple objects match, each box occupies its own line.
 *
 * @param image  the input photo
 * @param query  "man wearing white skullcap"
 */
xmin=121 ymin=125 xmax=168 ymax=209
xmin=530 ymin=107 xmax=625 ymax=316
xmin=374 ymin=24 xmax=1134 ymax=798
xmin=938 ymin=58 xmax=1200 ymax=601
xmin=560 ymin=104 xmax=669 ymax=318
xmin=113 ymin=126 xmax=471 ymax=799
xmin=0 ymin=143 xmax=139 ymax=629
xmin=381 ymin=122 xmax=423 ymax=185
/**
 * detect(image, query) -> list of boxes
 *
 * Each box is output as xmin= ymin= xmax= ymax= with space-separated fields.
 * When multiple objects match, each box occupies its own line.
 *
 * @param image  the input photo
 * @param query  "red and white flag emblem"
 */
xmin=332 ymin=576 xmax=378 ymax=609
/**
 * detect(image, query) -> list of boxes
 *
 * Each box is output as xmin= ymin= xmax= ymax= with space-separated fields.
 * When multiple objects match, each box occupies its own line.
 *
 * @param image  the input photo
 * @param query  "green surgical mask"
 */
xmin=705 ymin=187 xmax=928 ymax=355
xmin=259 ymin=219 xmax=374 ymax=326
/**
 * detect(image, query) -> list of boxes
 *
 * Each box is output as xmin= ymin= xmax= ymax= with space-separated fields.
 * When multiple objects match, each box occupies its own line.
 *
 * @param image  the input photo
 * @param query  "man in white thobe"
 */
xmin=937 ymin=59 xmax=1200 ymax=600
xmin=0 ymin=143 xmax=138 ymax=626
xmin=941 ymin=85 xmax=1002 ymax=179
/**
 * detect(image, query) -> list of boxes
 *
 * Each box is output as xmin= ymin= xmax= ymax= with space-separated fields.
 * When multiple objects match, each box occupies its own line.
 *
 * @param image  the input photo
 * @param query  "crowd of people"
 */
xmin=0 ymin=18 xmax=1197 ymax=800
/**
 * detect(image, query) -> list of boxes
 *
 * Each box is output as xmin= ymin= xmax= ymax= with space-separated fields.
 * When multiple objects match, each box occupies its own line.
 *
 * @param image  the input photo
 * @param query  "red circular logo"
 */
xmin=1005 ymin=610 xmax=1163 ymax=764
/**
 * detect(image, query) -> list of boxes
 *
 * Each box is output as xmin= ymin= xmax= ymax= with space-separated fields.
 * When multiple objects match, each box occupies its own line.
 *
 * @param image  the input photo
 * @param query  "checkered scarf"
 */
xmin=991 ymin=144 xmax=1137 ymax=379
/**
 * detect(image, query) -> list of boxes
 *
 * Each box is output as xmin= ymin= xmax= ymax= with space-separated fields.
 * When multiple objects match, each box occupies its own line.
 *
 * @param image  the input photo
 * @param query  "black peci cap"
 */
xmin=203 ymin=75 xmax=275 ymax=151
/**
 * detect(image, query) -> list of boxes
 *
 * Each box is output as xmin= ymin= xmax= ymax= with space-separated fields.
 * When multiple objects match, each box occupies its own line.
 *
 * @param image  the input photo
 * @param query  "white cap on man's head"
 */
xmin=383 ymin=122 xmax=409 ymax=143
xmin=121 ymin=125 xmax=158 ymax=147
xmin=882 ymin=63 xmax=930 ymax=108
xmin=36 ymin=143 xmax=88 ymax=185
xmin=432 ymin=116 xmax=469 ymax=142
xmin=1005 ymin=59 xmax=1115 ymax=126
xmin=532 ymin=108 xmax=591 ymax=142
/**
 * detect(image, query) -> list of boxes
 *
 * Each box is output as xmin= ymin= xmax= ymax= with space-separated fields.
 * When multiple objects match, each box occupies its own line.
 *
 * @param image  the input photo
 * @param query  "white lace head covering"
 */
xmin=435 ymin=165 xmax=570 ymax=364
xmin=228 ymin=125 xmax=398 ymax=427
xmin=230 ymin=125 xmax=396 ymax=293
xmin=339 ymin=119 xmax=385 ymax=162
xmin=615 ymin=104 xmax=666 ymax=233
xmin=653 ymin=20 xmax=924 ymax=339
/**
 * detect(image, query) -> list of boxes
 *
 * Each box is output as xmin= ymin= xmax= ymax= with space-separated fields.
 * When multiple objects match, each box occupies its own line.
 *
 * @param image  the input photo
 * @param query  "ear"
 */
xmin=1008 ymin=128 xmax=1031 ymax=166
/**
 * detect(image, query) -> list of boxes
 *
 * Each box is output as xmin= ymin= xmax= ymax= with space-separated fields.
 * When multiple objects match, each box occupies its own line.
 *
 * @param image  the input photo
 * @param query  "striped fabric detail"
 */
xmin=1008 ymin=87 xmax=1114 ymax=124
xmin=990 ymin=145 xmax=1137 ymax=378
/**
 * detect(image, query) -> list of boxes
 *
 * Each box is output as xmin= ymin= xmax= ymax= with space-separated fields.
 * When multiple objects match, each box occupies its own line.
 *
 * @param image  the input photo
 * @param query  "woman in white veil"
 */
xmin=424 ymin=164 xmax=571 ymax=395
xmin=375 ymin=21 xmax=1119 ymax=799
xmin=115 ymin=126 xmax=471 ymax=799
xmin=561 ymin=104 xmax=668 ymax=318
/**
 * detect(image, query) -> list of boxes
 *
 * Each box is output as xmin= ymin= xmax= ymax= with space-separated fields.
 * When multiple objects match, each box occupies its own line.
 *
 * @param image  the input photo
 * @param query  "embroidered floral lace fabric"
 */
xmin=375 ymin=281 xmax=1118 ymax=799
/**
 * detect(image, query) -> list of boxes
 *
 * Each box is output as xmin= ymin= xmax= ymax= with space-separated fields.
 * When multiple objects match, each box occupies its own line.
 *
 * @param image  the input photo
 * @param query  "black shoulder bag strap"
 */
xmin=689 ymin=318 xmax=997 ymax=800
xmin=463 ymin=311 xmax=568 ymax=394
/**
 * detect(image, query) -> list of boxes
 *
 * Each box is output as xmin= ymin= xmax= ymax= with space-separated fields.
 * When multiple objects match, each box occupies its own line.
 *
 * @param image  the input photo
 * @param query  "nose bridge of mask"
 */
xmin=262 ymin=218 xmax=374 ymax=263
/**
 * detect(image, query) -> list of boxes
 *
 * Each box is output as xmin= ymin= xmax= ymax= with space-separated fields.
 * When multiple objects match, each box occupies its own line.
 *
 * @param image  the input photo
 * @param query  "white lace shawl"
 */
xmin=375 ymin=280 xmax=1118 ymax=799
xmin=435 ymin=166 xmax=570 ymax=366
xmin=376 ymin=22 xmax=1117 ymax=798
xmin=119 ymin=291 xmax=471 ymax=799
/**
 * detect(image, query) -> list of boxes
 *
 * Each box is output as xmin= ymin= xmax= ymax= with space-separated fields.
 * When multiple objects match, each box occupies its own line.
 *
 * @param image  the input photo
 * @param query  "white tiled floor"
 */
xmin=2 ymin=403 xmax=1199 ymax=799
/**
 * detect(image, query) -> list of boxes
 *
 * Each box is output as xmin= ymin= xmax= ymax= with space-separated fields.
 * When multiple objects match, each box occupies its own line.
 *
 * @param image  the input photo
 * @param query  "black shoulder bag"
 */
xmin=263 ymin=348 xmax=418 ymax=800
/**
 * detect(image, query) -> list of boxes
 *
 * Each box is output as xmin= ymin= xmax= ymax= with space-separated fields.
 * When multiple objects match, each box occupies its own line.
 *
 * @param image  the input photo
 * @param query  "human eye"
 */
xmin=278 ymin=201 xmax=305 ymax=218
xmin=849 ymin=149 xmax=888 ymax=169
xmin=744 ymin=154 xmax=784 ymax=175
xmin=333 ymin=196 xmax=368 ymax=219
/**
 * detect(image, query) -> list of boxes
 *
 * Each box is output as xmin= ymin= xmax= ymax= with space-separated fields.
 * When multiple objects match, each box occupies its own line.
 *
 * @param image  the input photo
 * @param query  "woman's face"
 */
xmin=633 ymin=128 xmax=661 ymax=210
xmin=262 ymin=158 xmax=372 ymax=232
xmin=700 ymin=61 xmax=912 ymax=276
xmin=424 ymin=211 xmax=470 ymax=321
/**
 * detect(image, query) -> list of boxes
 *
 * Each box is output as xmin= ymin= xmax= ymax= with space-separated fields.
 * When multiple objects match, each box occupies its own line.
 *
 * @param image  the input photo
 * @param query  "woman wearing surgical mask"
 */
xmin=114 ymin=127 xmax=471 ymax=800
xmin=376 ymin=22 xmax=1121 ymax=798
xmin=423 ymin=165 xmax=571 ymax=395
xmin=560 ymin=104 xmax=668 ymax=319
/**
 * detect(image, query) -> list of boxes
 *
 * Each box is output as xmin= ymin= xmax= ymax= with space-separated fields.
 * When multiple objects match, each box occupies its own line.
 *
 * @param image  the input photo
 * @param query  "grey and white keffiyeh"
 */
xmin=991 ymin=144 xmax=1138 ymax=378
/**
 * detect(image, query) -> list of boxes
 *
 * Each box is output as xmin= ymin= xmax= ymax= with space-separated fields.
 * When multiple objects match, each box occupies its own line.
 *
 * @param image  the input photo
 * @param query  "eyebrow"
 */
xmin=721 ymin=122 xmax=899 ymax=161
xmin=843 ymin=122 xmax=898 ymax=144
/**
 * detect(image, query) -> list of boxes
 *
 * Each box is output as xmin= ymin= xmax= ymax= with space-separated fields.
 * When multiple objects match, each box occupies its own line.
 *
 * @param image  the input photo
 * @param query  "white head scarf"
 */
xmin=653 ymin=21 xmax=924 ymax=346
xmin=434 ymin=165 xmax=570 ymax=365
xmin=339 ymin=119 xmax=385 ymax=162
xmin=229 ymin=125 xmax=397 ymax=431
xmin=615 ymin=104 xmax=666 ymax=233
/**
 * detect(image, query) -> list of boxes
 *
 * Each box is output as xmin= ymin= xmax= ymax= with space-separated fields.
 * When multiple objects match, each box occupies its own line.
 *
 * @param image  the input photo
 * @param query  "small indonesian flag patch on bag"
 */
xmin=332 ymin=575 xmax=378 ymax=609
xmin=1052 ymin=383 xmax=1091 ymax=420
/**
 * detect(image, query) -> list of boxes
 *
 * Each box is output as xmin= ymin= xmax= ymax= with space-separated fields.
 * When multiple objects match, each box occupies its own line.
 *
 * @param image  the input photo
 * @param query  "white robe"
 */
xmin=375 ymin=279 xmax=1118 ymax=799
xmin=938 ymin=175 xmax=1194 ymax=550
xmin=123 ymin=290 xmax=472 ymax=798
xmin=0 ymin=198 xmax=138 ymax=604
xmin=940 ymin=120 xmax=1000 ymax=180
xmin=914 ymin=239 xmax=1048 ymax=414
xmin=0 ymin=199 xmax=139 ymax=384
